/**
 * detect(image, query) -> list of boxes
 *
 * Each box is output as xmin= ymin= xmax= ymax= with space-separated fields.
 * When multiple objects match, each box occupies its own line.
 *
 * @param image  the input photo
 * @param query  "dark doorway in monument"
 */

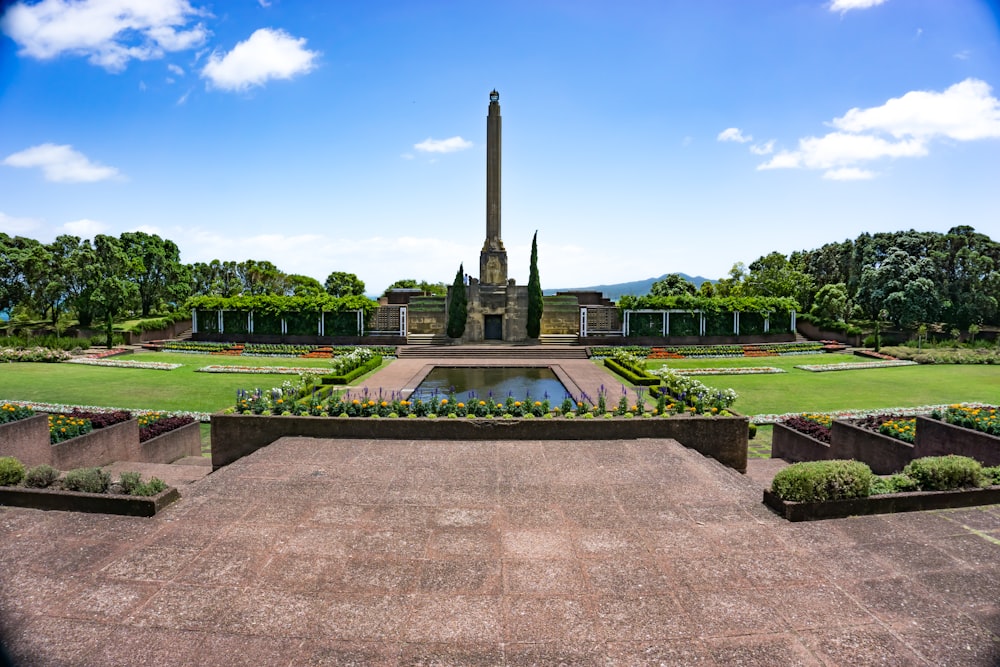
xmin=484 ymin=315 xmax=503 ymax=340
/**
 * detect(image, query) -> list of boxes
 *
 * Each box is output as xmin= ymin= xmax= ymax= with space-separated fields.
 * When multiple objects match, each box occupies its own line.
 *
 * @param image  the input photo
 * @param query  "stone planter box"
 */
xmin=0 ymin=415 xmax=51 ymax=467
xmin=135 ymin=421 xmax=202 ymax=463
xmin=771 ymin=422 xmax=831 ymax=463
xmin=211 ymin=412 xmax=749 ymax=473
xmin=830 ymin=420 xmax=914 ymax=474
xmin=0 ymin=485 xmax=179 ymax=517
xmin=763 ymin=486 xmax=1000 ymax=522
xmin=914 ymin=416 xmax=1000 ymax=466
xmin=51 ymin=419 xmax=140 ymax=470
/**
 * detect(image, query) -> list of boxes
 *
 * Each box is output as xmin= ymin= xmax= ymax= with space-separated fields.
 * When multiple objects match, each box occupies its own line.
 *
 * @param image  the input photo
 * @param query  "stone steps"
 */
xmin=397 ymin=345 xmax=588 ymax=359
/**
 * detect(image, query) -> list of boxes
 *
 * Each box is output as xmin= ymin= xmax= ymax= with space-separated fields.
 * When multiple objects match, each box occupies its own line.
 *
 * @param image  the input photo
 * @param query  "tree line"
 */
xmin=649 ymin=226 xmax=999 ymax=332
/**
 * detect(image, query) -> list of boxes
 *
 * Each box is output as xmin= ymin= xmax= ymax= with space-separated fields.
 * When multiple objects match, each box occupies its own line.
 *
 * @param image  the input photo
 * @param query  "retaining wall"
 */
xmin=211 ymin=413 xmax=749 ymax=473
xmin=915 ymin=416 xmax=1000 ymax=466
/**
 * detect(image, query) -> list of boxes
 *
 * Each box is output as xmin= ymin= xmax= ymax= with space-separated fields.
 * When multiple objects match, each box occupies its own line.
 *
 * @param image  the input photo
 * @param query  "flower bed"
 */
xmin=750 ymin=404 xmax=984 ymax=425
xmin=829 ymin=419 xmax=915 ymax=474
xmin=0 ymin=347 xmax=71 ymax=363
xmin=210 ymin=410 xmax=750 ymax=472
xmin=794 ymin=360 xmax=917 ymax=372
xmin=672 ymin=367 xmax=784 ymax=376
xmin=771 ymin=421 xmax=831 ymax=463
xmin=65 ymin=358 xmax=182 ymax=370
xmin=196 ymin=365 xmax=328 ymax=375
xmin=0 ymin=400 xmax=212 ymax=424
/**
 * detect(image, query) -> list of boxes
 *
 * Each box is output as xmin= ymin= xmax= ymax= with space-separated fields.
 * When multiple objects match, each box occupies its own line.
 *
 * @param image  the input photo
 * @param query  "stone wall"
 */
xmin=211 ymin=413 xmax=749 ymax=472
xmin=540 ymin=296 xmax=580 ymax=335
xmin=397 ymin=296 xmax=446 ymax=336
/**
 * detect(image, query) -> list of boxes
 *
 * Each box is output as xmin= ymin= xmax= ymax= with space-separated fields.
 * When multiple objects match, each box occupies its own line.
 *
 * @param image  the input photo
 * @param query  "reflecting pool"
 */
xmin=410 ymin=366 xmax=569 ymax=401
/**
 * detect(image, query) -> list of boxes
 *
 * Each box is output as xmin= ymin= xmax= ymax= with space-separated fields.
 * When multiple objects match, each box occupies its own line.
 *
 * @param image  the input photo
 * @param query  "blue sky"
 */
xmin=1 ymin=0 xmax=999 ymax=295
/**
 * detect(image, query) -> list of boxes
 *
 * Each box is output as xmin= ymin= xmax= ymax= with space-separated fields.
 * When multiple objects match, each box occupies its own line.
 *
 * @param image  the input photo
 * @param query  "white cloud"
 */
xmin=0 ymin=0 xmax=209 ymax=72
xmin=60 ymin=218 xmax=109 ymax=236
xmin=3 ymin=143 xmax=122 ymax=182
xmin=0 ymin=211 xmax=42 ymax=234
xmin=167 ymin=63 xmax=184 ymax=76
xmin=833 ymin=78 xmax=1000 ymax=141
xmin=201 ymin=28 xmax=319 ymax=92
xmin=258 ymin=0 xmax=272 ymax=6
xmin=414 ymin=137 xmax=474 ymax=153
xmin=823 ymin=167 xmax=876 ymax=181
xmin=758 ymin=79 xmax=1000 ymax=179
xmin=829 ymin=0 xmax=888 ymax=13
xmin=953 ymin=50 xmax=971 ymax=60
xmin=717 ymin=127 xmax=752 ymax=143
xmin=749 ymin=140 xmax=774 ymax=155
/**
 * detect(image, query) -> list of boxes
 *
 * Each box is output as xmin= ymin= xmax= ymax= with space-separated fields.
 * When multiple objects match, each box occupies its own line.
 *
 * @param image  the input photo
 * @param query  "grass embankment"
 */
xmin=0 ymin=352 xmax=389 ymax=414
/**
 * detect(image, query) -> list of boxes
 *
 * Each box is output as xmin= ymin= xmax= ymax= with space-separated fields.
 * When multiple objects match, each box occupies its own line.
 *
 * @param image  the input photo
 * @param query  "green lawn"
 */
xmin=646 ymin=353 xmax=999 ymax=416
xmin=0 ymin=352 xmax=362 ymax=414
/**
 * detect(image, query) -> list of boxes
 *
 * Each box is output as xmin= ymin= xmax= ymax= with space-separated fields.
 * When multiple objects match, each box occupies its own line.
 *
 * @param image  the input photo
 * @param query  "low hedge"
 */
xmin=603 ymin=358 xmax=660 ymax=386
xmin=772 ymin=456 xmax=996 ymax=503
xmin=770 ymin=460 xmax=873 ymax=502
xmin=320 ymin=355 xmax=383 ymax=385
xmin=903 ymin=455 xmax=987 ymax=491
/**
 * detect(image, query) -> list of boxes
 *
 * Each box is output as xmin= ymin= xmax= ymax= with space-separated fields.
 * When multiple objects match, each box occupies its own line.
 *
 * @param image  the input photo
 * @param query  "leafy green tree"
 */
xmin=285 ymin=274 xmax=324 ymax=297
xmin=745 ymin=251 xmax=812 ymax=307
xmin=324 ymin=271 xmax=366 ymax=298
xmin=527 ymin=232 xmax=543 ymax=339
xmin=810 ymin=283 xmax=851 ymax=323
xmin=189 ymin=260 xmax=242 ymax=297
xmin=650 ymin=273 xmax=696 ymax=297
xmin=119 ymin=231 xmax=189 ymax=316
xmin=713 ymin=262 xmax=748 ymax=298
xmin=383 ymin=279 xmax=446 ymax=296
xmin=0 ymin=234 xmax=47 ymax=317
xmin=446 ymin=264 xmax=467 ymax=339
xmin=238 ymin=260 xmax=286 ymax=296
xmin=857 ymin=247 xmax=939 ymax=328
xmin=88 ymin=235 xmax=139 ymax=348
xmin=38 ymin=235 xmax=93 ymax=331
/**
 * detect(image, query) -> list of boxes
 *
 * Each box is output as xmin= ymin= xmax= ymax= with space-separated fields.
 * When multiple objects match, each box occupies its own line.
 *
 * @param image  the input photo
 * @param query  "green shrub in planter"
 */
xmin=770 ymin=460 xmax=873 ymax=502
xmin=983 ymin=466 xmax=1000 ymax=485
xmin=748 ymin=423 xmax=757 ymax=440
xmin=869 ymin=473 xmax=920 ymax=495
xmin=118 ymin=471 xmax=166 ymax=497
xmin=24 ymin=464 xmax=59 ymax=488
xmin=62 ymin=467 xmax=111 ymax=494
xmin=0 ymin=456 xmax=26 ymax=486
xmin=902 ymin=455 xmax=986 ymax=491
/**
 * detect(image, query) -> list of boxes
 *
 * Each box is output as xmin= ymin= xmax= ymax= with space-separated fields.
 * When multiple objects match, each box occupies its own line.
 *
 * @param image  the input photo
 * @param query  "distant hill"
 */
xmin=544 ymin=273 xmax=713 ymax=301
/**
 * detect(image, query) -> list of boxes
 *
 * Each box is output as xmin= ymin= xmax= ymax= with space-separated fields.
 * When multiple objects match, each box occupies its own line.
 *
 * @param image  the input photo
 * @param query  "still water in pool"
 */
xmin=410 ymin=366 xmax=569 ymax=401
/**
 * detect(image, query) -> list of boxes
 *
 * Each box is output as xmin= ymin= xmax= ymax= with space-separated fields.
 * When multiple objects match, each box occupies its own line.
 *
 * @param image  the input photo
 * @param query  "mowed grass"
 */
xmin=0 ymin=352 xmax=356 ymax=414
xmin=646 ymin=353 xmax=1000 ymax=416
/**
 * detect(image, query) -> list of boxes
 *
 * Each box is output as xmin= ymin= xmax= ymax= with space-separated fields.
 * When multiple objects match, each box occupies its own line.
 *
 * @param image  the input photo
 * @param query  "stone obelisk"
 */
xmin=480 ymin=89 xmax=508 ymax=285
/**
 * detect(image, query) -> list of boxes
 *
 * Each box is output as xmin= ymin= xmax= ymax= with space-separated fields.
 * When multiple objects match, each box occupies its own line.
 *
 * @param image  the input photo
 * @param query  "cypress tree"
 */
xmin=446 ymin=263 xmax=467 ymax=339
xmin=527 ymin=231 xmax=543 ymax=338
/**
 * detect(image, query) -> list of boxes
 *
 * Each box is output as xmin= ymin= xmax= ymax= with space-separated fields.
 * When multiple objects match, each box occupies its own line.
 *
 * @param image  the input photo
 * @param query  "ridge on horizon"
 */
xmin=544 ymin=273 xmax=712 ymax=301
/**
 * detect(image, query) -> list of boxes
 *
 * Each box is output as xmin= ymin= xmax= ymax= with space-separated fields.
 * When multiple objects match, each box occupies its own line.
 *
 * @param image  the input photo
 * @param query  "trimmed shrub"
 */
xmin=770 ymin=460 xmax=873 ymax=502
xmin=23 ymin=464 xmax=59 ymax=488
xmin=902 ymin=455 xmax=986 ymax=491
xmin=983 ymin=466 xmax=1000 ymax=485
xmin=869 ymin=473 xmax=920 ymax=495
xmin=62 ymin=467 xmax=111 ymax=494
xmin=118 ymin=471 xmax=167 ymax=496
xmin=748 ymin=423 xmax=757 ymax=440
xmin=0 ymin=456 xmax=27 ymax=486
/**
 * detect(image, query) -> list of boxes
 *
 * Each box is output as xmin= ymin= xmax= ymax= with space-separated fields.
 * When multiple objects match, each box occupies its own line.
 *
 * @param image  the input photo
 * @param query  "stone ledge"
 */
xmin=0 ymin=485 xmax=179 ymax=517
xmin=763 ymin=486 xmax=1000 ymax=522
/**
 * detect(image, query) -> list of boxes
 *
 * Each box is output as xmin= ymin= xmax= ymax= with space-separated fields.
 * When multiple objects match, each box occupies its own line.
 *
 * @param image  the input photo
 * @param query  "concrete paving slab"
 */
xmin=1 ymin=435 xmax=998 ymax=665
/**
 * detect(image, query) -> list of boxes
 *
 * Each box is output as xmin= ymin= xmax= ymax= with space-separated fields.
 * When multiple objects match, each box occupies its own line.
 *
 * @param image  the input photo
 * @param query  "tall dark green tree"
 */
xmin=324 ymin=271 xmax=366 ymax=298
xmin=527 ymin=231 xmax=543 ymax=339
xmin=88 ymin=235 xmax=139 ymax=348
xmin=650 ymin=273 xmax=697 ymax=297
xmin=446 ymin=263 xmax=467 ymax=339
xmin=119 ymin=231 xmax=189 ymax=316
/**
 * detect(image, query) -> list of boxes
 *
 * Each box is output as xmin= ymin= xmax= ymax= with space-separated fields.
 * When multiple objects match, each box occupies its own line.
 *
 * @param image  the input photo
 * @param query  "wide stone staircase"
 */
xmin=397 ymin=344 xmax=588 ymax=359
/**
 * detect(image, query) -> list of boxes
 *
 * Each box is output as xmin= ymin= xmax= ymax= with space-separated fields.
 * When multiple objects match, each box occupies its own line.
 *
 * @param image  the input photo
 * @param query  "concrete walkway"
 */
xmin=1 ymin=436 xmax=998 ymax=665
xmin=353 ymin=357 xmax=637 ymax=406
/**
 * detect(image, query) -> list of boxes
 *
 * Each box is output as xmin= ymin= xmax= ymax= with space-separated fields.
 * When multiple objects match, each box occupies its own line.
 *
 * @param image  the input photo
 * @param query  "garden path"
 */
xmin=1 ymin=436 xmax=998 ymax=665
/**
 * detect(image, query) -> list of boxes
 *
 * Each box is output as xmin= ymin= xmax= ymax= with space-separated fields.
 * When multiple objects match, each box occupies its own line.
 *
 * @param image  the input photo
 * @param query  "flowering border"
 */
xmin=0 ymin=399 xmax=212 ymax=423
xmin=196 ymin=365 xmax=328 ymax=375
xmin=673 ymin=367 xmax=785 ymax=376
xmin=65 ymin=358 xmax=182 ymax=370
xmin=750 ymin=403 xmax=990 ymax=425
xmin=794 ymin=360 xmax=917 ymax=372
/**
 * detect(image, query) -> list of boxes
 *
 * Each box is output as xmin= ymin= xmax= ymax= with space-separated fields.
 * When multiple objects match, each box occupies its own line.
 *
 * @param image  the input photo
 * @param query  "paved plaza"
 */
xmin=1 ymin=434 xmax=998 ymax=666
